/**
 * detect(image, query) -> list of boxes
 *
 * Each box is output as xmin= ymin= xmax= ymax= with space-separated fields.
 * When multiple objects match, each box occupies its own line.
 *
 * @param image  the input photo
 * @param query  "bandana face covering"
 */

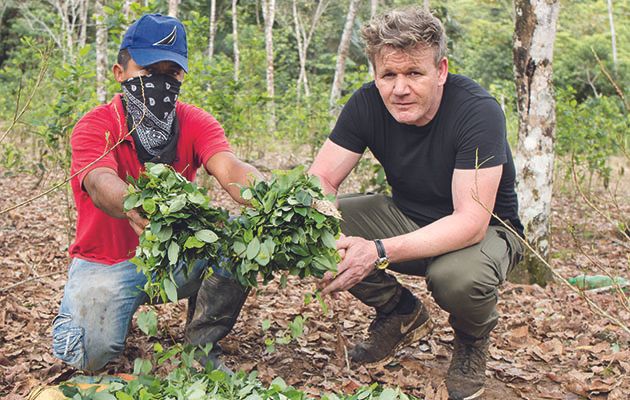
xmin=122 ymin=74 xmax=182 ymax=164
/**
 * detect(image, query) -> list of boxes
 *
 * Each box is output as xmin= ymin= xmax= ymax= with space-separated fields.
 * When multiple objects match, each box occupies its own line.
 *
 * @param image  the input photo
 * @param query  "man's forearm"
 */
xmin=84 ymin=168 xmax=129 ymax=219
xmin=382 ymin=213 xmax=489 ymax=264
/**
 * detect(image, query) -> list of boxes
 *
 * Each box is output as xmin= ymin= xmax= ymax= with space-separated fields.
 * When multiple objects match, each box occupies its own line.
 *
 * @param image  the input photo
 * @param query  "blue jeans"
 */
xmin=52 ymin=257 xmax=226 ymax=371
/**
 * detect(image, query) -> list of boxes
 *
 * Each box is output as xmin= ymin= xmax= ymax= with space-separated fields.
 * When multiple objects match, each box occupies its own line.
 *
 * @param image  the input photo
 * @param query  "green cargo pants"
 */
xmin=338 ymin=193 xmax=524 ymax=339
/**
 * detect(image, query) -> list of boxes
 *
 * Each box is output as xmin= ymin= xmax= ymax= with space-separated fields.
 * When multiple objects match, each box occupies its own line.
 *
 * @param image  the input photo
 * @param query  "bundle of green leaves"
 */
xmin=124 ymin=163 xmax=228 ymax=303
xmin=227 ymin=166 xmax=342 ymax=287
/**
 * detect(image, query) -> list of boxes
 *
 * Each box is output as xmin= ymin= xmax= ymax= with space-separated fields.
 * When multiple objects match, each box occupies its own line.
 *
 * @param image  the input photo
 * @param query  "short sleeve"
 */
xmin=454 ymin=98 xmax=508 ymax=170
xmin=179 ymin=104 xmax=232 ymax=166
xmin=71 ymin=107 xmax=119 ymax=188
xmin=329 ymin=89 xmax=369 ymax=154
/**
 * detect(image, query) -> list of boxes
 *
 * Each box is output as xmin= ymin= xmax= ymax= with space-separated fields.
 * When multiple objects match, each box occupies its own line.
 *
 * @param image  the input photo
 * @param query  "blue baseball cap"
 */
xmin=120 ymin=14 xmax=188 ymax=72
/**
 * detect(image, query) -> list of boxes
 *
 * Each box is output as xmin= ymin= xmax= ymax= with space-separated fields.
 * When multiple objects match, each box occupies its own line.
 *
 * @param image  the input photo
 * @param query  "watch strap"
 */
xmin=374 ymin=239 xmax=387 ymax=259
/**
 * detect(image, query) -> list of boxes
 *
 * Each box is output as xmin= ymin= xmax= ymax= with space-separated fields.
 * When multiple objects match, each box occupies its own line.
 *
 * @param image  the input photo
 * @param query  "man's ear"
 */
xmin=437 ymin=57 xmax=449 ymax=86
xmin=112 ymin=63 xmax=125 ymax=83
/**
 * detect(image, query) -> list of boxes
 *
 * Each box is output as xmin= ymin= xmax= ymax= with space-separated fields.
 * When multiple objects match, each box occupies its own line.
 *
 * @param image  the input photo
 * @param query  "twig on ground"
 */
xmin=0 ymin=270 xmax=66 ymax=293
xmin=471 ymin=162 xmax=630 ymax=336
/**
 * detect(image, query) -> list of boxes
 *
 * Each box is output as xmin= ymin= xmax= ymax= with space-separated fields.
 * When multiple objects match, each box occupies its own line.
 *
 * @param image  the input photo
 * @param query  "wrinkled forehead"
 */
xmin=375 ymin=44 xmax=438 ymax=67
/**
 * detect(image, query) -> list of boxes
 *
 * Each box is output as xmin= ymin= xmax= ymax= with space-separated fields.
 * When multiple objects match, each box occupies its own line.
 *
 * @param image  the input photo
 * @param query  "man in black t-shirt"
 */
xmin=309 ymin=7 xmax=524 ymax=400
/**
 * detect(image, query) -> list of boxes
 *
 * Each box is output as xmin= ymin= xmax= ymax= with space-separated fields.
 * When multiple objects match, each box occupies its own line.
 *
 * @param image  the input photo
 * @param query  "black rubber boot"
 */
xmin=184 ymin=274 xmax=249 ymax=372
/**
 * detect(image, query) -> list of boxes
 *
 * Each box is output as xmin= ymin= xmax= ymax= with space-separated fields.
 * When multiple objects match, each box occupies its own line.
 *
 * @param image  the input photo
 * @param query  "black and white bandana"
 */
xmin=122 ymin=74 xmax=182 ymax=164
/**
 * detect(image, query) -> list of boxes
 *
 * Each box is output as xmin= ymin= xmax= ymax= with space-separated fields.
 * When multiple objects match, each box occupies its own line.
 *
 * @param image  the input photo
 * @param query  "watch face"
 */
xmin=376 ymin=258 xmax=390 ymax=270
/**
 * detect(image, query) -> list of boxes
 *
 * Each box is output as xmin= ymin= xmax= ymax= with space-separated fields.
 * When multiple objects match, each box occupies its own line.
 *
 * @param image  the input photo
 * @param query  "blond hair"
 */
xmin=362 ymin=6 xmax=447 ymax=66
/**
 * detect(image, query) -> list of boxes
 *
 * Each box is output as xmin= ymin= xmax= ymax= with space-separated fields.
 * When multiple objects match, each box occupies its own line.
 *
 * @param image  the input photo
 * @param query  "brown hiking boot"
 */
xmin=446 ymin=331 xmax=490 ymax=400
xmin=349 ymin=299 xmax=433 ymax=366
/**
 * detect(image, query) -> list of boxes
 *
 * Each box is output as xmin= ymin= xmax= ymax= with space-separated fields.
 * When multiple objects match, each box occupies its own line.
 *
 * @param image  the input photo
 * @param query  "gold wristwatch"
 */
xmin=374 ymin=239 xmax=390 ymax=270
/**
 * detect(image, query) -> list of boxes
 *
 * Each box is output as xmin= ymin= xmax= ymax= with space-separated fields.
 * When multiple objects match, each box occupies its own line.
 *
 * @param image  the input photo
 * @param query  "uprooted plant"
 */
xmin=124 ymin=163 xmax=341 ymax=302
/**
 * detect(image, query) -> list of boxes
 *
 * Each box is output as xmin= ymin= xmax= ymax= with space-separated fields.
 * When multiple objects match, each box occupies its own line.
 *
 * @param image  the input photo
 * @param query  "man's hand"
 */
xmin=126 ymin=208 xmax=149 ymax=236
xmin=320 ymin=235 xmax=378 ymax=296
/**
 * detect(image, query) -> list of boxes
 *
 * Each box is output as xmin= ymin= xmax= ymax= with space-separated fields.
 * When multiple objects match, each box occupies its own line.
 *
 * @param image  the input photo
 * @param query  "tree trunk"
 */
xmin=330 ymin=0 xmax=360 ymax=115
xmin=95 ymin=0 xmax=108 ymax=103
xmin=368 ymin=0 xmax=377 ymax=75
xmin=122 ymin=0 xmax=132 ymax=20
xmin=606 ymin=0 xmax=617 ymax=72
xmin=262 ymin=0 xmax=276 ymax=135
xmin=208 ymin=0 xmax=217 ymax=60
xmin=511 ymin=0 xmax=560 ymax=286
xmin=293 ymin=0 xmax=327 ymax=99
xmin=232 ymin=0 xmax=240 ymax=82
xmin=168 ymin=0 xmax=178 ymax=18
xmin=78 ymin=0 xmax=89 ymax=48
xmin=424 ymin=0 xmax=430 ymax=11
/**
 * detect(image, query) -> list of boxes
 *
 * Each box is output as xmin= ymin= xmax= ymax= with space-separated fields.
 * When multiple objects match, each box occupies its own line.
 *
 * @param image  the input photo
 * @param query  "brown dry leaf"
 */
xmin=311 ymin=199 xmax=342 ymax=220
xmin=434 ymin=380 xmax=449 ymax=400
xmin=608 ymin=387 xmax=628 ymax=400
xmin=340 ymin=379 xmax=361 ymax=394
xmin=508 ymin=325 xmax=529 ymax=347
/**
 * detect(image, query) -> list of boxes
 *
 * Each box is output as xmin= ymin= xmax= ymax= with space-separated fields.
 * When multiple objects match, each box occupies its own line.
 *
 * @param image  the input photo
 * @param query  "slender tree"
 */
xmin=232 ymin=0 xmax=240 ymax=82
xmin=292 ymin=0 xmax=328 ymax=99
xmin=168 ymin=0 xmax=178 ymax=17
xmin=606 ymin=0 xmax=617 ymax=72
xmin=208 ymin=0 xmax=217 ymax=60
xmin=262 ymin=0 xmax=276 ymax=134
xmin=330 ymin=0 xmax=360 ymax=115
xmin=95 ymin=0 xmax=108 ymax=103
xmin=512 ymin=0 xmax=560 ymax=285
xmin=78 ymin=0 xmax=89 ymax=48
xmin=368 ymin=0 xmax=377 ymax=75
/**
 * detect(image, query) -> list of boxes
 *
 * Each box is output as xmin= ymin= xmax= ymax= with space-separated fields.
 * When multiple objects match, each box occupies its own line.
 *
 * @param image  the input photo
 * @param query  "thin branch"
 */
xmin=0 ymin=77 xmax=148 ymax=216
xmin=571 ymin=155 xmax=629 ymax=242
xmin=0 ymin=270 xmax=66 ymax=293
xmin=471 ymin=164 xmax=630 ymax=336
xmin=591 ymin=47 xmax=628 ymax=112
xmin=567 ymin=225 xmax=630 ymax=312
xmin=0 ymin=45 xmax=52 ymax=145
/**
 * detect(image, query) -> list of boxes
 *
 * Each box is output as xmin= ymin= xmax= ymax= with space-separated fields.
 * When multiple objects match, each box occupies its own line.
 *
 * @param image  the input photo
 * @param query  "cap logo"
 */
xmin=153 ymin=26 xmax=177 ymax=46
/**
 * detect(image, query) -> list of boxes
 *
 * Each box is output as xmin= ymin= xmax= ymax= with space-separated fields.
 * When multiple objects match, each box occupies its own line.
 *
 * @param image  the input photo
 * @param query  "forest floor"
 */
xmin=0 ymin=154 xmax=628 ymax=399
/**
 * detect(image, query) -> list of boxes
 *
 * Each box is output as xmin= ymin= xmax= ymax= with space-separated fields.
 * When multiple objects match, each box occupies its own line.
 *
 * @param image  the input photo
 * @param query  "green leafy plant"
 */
xmin=124 ymin=163 xmax=229 ymax=303
xmin=227 ymin=166 xmax=342 ymax=287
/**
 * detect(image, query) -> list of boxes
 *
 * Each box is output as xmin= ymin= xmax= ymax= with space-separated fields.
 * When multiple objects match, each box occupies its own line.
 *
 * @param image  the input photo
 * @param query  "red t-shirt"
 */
xmin=69 ymin=94 xmax=231 ymax=265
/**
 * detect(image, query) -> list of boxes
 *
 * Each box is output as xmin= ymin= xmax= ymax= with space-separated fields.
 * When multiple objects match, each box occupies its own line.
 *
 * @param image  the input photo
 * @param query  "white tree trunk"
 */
xmin=330 ymin=0 xmax=360 ymax=114
xmin=370 ymin=0 xmax=377 ymax=17
xmin=122 ymin=0 xmax=132 ymax=20
xmin=368 ymin=0 xmax=377 ymax=75
xmin=424 ymin=0 xmax=430 ymax=11
xmin=208 ymin=0 xmax=217 ymax=60
xmin=262 ymin=0 xmax=276 ymax=134
xmin=607 ymin=0 xmax=617 ymax=72
xmin=95 ymin=0 xmax=108 ymax=103
xmin=78 ymin=0 xmax=89 ymax=48
xmin=232 ymin=0 xmax=240 ymax=82
xmin=293 ymin=0 xmax=327 ymax=99
xmin=168 ymin=0 xmax=178 ymax=18
xmin=512 ymin=0 xmax=560 ymax=284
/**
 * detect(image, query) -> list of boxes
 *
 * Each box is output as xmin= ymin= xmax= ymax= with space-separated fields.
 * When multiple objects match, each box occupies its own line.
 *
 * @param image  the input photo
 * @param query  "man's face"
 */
xmin=113 ymin=58 xmax=185 ymax=83
xmin=373 ymin=45 xmax=448 ymax=127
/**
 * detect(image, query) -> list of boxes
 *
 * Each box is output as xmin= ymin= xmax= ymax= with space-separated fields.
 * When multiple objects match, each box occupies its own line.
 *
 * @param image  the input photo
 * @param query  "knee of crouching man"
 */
xmin=52 ymin=313 xmax=86 ymax=369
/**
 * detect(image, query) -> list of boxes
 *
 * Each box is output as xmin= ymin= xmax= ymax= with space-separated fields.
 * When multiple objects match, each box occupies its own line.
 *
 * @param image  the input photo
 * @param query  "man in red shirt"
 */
xmin=52 ymin=14 xmax=261 ymax=372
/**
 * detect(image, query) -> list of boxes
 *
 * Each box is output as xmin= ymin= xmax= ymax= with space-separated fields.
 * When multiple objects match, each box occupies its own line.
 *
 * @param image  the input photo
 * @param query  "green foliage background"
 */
xmin=0 ymin=0 xmax=628 ymax=180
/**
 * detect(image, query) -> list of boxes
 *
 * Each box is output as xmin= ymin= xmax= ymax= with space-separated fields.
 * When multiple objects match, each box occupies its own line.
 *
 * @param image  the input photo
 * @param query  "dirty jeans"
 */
xmin=52 ymin=257 xmax=228 ymax=371
xmin=339 ymin=194 xmax=524 ymax=339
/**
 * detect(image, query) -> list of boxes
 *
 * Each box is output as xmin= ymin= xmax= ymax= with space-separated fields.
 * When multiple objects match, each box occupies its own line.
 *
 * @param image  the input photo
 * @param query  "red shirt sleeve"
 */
xmin=177 ymin=103 xmax=232 ymax=167
xmin=70 ymin=105 xmax=121 ymax=189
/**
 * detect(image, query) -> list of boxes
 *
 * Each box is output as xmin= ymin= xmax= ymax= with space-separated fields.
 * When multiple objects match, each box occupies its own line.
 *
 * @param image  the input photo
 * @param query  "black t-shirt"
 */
xmin=330 ymin=73 xmax=524 ymax=236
